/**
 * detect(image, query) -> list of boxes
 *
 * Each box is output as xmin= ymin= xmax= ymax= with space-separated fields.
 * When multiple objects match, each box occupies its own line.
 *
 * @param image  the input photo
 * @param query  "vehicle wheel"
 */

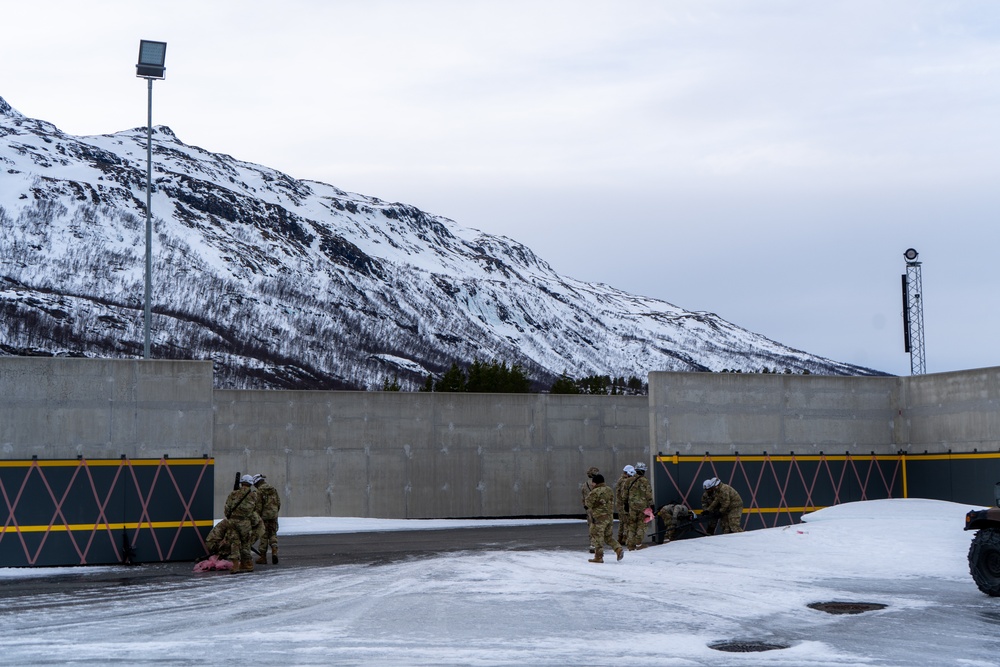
xmin=968 ymin=528 xmax=1000 ymax=596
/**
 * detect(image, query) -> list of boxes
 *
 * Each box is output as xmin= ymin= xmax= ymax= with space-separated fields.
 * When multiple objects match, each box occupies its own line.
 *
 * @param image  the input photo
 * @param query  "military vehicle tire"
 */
xmin=968 ymin=527 xmax=1000 ymax=596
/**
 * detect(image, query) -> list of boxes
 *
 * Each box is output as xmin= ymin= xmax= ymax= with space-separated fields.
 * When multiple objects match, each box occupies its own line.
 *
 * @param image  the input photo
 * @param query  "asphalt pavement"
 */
xmin=0 ymin=522 xmax=592 ymax=599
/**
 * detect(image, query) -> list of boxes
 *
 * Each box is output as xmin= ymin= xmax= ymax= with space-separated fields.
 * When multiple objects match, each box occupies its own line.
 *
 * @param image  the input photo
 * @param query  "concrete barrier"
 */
xmin=648 ymin=372 xmax=898 ymax=458
xmin=0 ymin=358 xmax=213 ymax=459
xmin=212 ymin=390 xmax=649 ymax=518
xmin=5 ymin=359 xmax=1000 ymax=520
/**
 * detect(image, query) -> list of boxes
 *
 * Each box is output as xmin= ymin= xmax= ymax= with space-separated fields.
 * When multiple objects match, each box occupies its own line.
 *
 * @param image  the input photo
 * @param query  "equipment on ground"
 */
xmin=965 ymin=483 xmax=1000 ymax=596
xmin=651 ymin=509 xmax=712 ymax=544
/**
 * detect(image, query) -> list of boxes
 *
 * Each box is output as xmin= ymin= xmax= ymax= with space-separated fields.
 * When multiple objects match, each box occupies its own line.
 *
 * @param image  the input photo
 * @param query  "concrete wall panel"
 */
xmin=0 ymin=358 xmax=212 ymax=459
xmin=649 ymin=372 xmax=899 ymax=459
xmin=212 ymin=390 xmax=647 ymax=518
xmin=9 ymin=358 xmax=999 ymax=522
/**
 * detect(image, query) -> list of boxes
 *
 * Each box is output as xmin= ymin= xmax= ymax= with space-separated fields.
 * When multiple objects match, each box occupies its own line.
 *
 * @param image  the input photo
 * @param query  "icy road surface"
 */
xmin=1 ymin=499 xmax=998 ymax=666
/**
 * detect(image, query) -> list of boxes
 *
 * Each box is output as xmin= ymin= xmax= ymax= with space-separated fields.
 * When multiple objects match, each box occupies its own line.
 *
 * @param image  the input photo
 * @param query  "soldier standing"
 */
xmin=224 ymin=475 xmax=258 ymax=573
xmin=700 ymin=477 xmax=744 ymax=534
xmin=253 ymin=473 xmax=282 ymax=564
xmin=615 ymin=465 xmax=635 ymax=546
xmin=581 ymin=467 xmax=600 ymax=553
xmin=625 ymin=461 xmax=653 ymax=550
xmin=583 ymin=474 xmax=624 ymax=563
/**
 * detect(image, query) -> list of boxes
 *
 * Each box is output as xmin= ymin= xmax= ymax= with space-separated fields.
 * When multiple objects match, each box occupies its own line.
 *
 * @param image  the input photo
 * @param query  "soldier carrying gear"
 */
xmin=583 ymin=474 xmax=624 ymax=563
xmin=700 ymin=477 xmax=744 ymax=535
xmin=582 ymin=467 xmax=601 ymax=553
xmin=625 ymin=461 xmax=653 ymax=550
xmin=615 ymin=465 xmax=636 ymax=545
xmin=253 ymin=473 xmax=282 ymax=565
xmin=224 ymin=475 xmax=258 ymax=573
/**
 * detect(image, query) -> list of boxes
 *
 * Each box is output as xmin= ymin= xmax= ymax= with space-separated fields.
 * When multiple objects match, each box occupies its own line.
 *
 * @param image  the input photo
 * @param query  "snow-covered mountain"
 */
xmin=0 ymin=96 xmax=883 ymax=389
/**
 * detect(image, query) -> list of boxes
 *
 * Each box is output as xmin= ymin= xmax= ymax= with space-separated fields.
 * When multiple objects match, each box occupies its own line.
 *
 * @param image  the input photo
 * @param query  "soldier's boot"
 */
xmin=615 ymin=547 xmax=624 ymax=561
xmin=242 ymin=558 xmax=254 ymax=572
xmin=229 ymin=558 xmax=242 ymax=574
xmin=271 ymin=546 xmax=278 ymax=565
xmin=588 ymin=548 xmax=604 ymax=563
xmin=256 ymin=550 xmax=267 ymax=565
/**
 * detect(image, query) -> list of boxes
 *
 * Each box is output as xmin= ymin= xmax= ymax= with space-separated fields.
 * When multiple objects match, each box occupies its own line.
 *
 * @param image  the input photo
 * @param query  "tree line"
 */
xmin=380 ymin=361 xmax=648 ymax=395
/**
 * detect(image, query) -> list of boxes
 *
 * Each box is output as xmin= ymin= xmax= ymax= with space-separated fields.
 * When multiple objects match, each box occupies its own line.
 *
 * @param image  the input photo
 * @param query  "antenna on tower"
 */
xmin=901 ymin=248 xmax=926 ymax=375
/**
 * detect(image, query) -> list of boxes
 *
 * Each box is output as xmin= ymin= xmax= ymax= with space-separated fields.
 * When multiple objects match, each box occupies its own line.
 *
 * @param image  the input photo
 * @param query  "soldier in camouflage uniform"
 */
xmin=700 ymin=477 xmax=744 ymax=534
xmin=615 ymin=465 xmax=635 ymax=546
xmin=253 ymin=473 xmax=282 ymax=564
xmin=625 ymin=462 xmax=653 ymax=550
xmin=581 ymin=467 xmax=600 ymax=553
xmin=204 ymin=518 xmax=230 ymax=557
xmin=224 ymin=475 xmax=258 ymax=573
xmin=656 ymin=502 xmax=694 ymax=542
xmin=583 ymin=474 xmax=624 ymax=563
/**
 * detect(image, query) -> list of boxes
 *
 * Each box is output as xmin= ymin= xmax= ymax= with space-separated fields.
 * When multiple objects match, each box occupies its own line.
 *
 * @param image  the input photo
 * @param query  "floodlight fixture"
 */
xmin=137 ymin=39 xmax=167 ymax=359
xmin=903 ymin=248 xmax=919 ymax=263
xmin=136 ymin=40 xmax=167 ymax=79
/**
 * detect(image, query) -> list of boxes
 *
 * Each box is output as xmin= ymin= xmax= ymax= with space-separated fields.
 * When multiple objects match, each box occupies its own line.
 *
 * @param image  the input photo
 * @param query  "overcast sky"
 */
xmin=2 ymin=1 xmax=998 ymax=376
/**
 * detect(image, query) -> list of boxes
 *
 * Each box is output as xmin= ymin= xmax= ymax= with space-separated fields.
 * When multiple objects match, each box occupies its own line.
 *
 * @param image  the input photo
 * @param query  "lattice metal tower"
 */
xmin=901 ymin=248 xmax=926 ymax=375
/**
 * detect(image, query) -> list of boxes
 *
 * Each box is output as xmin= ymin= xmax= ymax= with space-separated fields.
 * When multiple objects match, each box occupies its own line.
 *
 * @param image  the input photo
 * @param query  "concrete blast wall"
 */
xmin=0 ymin=358 xmax=214 ymax=459
xmin=648 ymin=368 xmax=1000 ymax=458
xmin=897 ymin=368 xmax=1000 ymax=453
xmin=5 ymin=359 xmax=1000 ymax=520
xmin=213 ymin=390 xmax=649 ymax=518
xmin=648 ymin=372 xmax=898 ymax=457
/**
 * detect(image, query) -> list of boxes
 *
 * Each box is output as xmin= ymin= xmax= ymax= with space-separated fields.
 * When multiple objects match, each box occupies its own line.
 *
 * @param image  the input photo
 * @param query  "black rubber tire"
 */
xmin=969 ymin=528 xmax=1000 ymax=596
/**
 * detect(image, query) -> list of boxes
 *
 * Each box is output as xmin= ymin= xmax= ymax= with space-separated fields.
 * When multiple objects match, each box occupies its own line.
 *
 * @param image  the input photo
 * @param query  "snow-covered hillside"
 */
xmin=0 ymin=96 xmax=883 ymax=389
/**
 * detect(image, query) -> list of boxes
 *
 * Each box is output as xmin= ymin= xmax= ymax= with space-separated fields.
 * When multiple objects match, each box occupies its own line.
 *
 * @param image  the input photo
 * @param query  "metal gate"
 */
xmin=653 ymin=451 xmax=1000 ymax=532
xmin=0 ymin=457 xmax=214 ymax=567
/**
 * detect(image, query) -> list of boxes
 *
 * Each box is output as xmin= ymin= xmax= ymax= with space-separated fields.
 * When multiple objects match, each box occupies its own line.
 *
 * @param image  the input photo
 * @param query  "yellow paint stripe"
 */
xmin=656 ymin=452 xmax=1000 ymax=464
xmin=903 ymin=452 xmax=1000 ymax=461
xmin=741 ymin=507 xmax=825 ymax=515
xmin=0 ymin=458 xmax=214 ymax=468
xmin=655 ymin=454 xmax=903 ymax=463
xmin=1 ymin=520 xmax=214 ymax=534
xmin=902 ymin=456 xmax=909 ymax=498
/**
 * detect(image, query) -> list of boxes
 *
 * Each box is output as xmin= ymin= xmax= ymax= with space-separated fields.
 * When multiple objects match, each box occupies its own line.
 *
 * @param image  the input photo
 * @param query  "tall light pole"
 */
xmin=901 ymin=248 xmax=926 ymax=375
xmin=136 ymin=39 xmax=167 ymax=359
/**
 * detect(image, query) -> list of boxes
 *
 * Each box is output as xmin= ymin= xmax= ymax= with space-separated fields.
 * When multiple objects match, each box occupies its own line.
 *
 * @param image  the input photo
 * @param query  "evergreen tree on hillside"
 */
xmin=435 ymin=362 xmax=466 ymax=392
xmin=550 ymin=372 xmax=579 ymax=394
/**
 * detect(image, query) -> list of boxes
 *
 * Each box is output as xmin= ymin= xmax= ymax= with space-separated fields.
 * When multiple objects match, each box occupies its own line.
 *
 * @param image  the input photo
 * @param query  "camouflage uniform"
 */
xmin=224 ymin=485 xmax=257 ymax=567
xmin=583 ymin=482 xmax=622 ymax=562
xmin=254 ymin=479 xmax=282 ymax=563
xmin=581 ymin=468 xmax=599 ymax=551
xmin=205 ymin=518 xmax=230 ymax=556
xmin=656 ymin=503 xmax=694 ymax=542
xmin=625 ymin=473 xmax=653 ymax=549
xmin=701 ymin=482 xmax=744 ymax=534
xmin=614 ymin=472 xmax=632 ymax=544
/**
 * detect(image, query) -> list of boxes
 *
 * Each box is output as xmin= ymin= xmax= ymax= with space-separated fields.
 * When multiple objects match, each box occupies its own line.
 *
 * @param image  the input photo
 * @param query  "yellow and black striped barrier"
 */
xmin=654 ymin=451 xmax=1000 ymax=531
xmin=0 ymin=457 xmax=214 ymax=567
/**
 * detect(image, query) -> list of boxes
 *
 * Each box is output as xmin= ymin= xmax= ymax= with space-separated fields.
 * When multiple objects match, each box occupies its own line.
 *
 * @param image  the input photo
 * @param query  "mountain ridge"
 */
xmin=0 ymin=95 xmax=885 ymax=389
